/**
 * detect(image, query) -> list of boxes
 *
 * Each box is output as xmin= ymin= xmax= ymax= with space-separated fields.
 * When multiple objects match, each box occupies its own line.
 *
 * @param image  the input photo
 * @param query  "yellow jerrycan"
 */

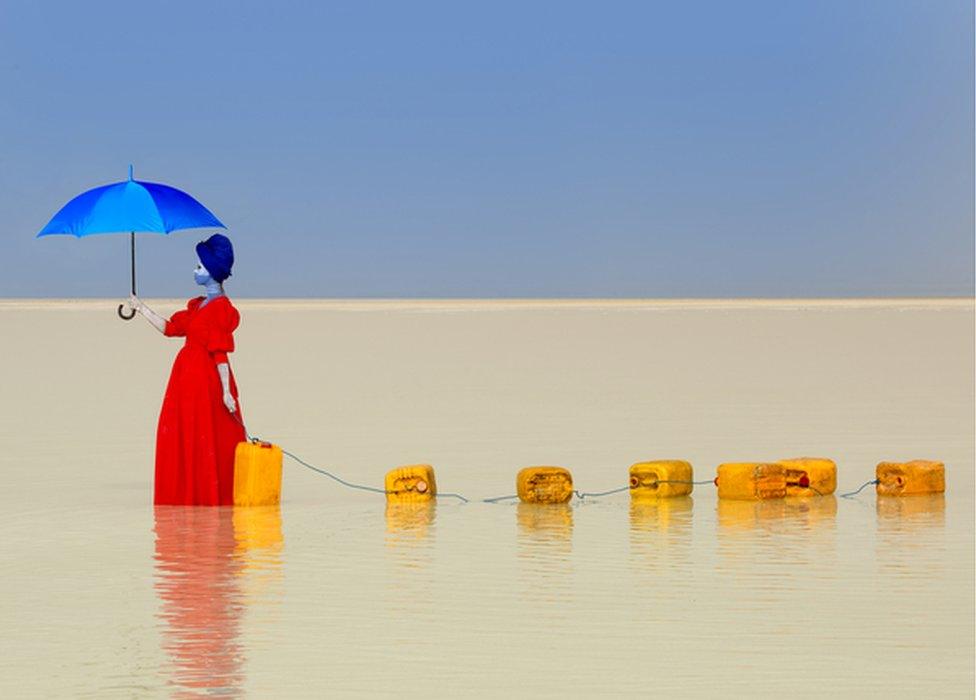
xmin=629 ymin=460 xmax=694 ymax=499
xmin=715 ymin=462 xmax=786 ymax=500
xmin=517 ymin=467 xmax=574 ymax=504
xmin=876 ymin=460 xmax=945 ymax=496
xmin=385 ymin=465 xmax=437 ymax=503
xmin=234 ymin=440 xmax=283 ymax=507
xmin=778 ymin=457 xmax=837 ymax=497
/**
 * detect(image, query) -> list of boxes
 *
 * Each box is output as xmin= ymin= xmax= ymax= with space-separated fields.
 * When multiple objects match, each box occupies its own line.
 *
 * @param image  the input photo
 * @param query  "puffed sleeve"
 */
xmin=164 ymin=298 xmax=202 ymax=337
xmin=207 ymin=301 xmax=240 ymax=364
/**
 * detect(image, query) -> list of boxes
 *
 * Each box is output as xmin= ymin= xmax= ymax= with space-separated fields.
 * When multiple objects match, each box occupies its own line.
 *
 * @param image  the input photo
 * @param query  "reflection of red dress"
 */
xmin=155 ymin=296 xmax=245 ymax=505
xmin=153 ymin=506 xmax=243 ymax=694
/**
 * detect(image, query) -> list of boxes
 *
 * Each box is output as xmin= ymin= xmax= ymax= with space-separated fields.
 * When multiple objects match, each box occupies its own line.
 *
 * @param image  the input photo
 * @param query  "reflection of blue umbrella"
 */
xmin=38 ymin=166 xmax=225 ymax=320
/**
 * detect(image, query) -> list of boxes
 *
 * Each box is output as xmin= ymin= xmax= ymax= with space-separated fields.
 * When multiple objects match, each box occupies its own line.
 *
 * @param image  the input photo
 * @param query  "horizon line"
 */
xmin=1 ymin=297 xmax=972 ymax=311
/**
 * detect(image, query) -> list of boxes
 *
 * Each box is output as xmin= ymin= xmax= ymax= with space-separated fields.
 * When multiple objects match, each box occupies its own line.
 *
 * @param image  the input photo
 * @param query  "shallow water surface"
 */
xmin=1 ymin=300 xmax=972 ymax=697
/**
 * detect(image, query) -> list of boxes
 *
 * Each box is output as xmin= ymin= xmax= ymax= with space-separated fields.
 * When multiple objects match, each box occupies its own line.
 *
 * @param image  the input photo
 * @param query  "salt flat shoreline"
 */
xmin=0 ymin=297 xmax=972 ymax=311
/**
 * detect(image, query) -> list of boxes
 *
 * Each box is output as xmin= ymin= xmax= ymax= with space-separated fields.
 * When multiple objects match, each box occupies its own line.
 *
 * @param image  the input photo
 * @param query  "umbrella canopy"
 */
xmin=37 ymin=166 xmax=226 ymax=320
xmin=38 ymin=166 xmax=224 ymax=237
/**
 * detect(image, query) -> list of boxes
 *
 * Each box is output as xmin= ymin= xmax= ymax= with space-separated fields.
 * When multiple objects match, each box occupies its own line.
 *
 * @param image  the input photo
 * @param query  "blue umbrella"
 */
xmin=38 ymin=165 xmax=225 ymax=319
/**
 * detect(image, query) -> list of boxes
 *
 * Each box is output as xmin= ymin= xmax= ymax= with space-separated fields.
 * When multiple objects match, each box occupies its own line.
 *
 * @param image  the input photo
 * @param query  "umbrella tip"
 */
xmin=128 ymin=164 xmax=134 ymax=181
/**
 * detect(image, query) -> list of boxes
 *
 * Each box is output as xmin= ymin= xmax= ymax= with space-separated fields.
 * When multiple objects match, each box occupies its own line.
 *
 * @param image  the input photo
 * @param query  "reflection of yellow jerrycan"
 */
xmin=784 ymin=494 xmax=838 ymax=523
xmin=234 ymin=440 xmax=283 ymax=506
xmin=716 ymin=462 xmax=786 ymax=500
xmin=876 ymin=493 xmax=945 ymax=521
xmin=385 ymin=502 xmax=437 ymax=535
xmin=629 ymin=496 xmax=693 ymax=532
xmin=778 ymin=457 xmax=837 ymax=497
xmin=517 ymin=502 xmax=574 ymax=534
xmin=517 ymin=467 xmax=574 ymax=504
xmin=385 ymin=465 xmax=437 ymax=503
xmin=718 ymin=498 xmax=788 ymax=528
xmin=629 ymin=460 xmax=694 ymax=499
xmin=876 ymin=460 xmax=945 ymax=496
xmin=233 ymin=505 xmax=284 ymax=554
xmin=232 ymin=506 xmax=284 ymax=604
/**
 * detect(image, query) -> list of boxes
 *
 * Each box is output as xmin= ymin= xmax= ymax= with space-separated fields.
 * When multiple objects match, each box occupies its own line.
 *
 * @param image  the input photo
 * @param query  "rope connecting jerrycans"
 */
xmin=234 ymin=440 xmax=283 ymax=506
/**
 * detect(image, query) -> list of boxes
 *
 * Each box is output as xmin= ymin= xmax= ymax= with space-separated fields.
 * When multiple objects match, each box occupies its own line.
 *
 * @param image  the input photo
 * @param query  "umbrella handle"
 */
xmin=118 ymin=232 xmax=137 ymax=320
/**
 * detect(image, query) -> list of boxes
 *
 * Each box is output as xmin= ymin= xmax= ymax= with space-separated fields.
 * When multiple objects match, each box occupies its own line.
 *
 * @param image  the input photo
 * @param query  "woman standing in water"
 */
xmin=130 ymin=233 xmax=245 ymax=505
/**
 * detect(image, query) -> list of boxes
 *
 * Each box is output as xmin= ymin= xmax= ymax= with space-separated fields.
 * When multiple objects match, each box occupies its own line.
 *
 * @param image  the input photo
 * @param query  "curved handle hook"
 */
xmin=117 ymin=303 xmax=136 ymax=321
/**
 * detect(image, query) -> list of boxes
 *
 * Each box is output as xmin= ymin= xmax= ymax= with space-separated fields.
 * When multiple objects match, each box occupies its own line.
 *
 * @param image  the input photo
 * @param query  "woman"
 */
xmin=130 ymin=233 xmax=245 ymax=505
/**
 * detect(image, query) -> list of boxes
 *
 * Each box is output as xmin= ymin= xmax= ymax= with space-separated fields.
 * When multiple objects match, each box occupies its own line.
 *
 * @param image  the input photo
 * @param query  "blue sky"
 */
xmin=1 ymin=1 xmax=972 ymax=297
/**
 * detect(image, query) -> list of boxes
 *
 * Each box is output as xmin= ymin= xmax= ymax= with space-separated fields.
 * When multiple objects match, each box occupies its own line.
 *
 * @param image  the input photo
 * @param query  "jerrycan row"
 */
xmin=230 ymin=446 xmax=946 ymax=507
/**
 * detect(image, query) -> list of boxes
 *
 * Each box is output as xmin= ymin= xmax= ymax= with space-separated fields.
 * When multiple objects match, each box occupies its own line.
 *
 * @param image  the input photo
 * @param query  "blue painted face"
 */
xmin=194 ymin=263 xmax=212 ymax=286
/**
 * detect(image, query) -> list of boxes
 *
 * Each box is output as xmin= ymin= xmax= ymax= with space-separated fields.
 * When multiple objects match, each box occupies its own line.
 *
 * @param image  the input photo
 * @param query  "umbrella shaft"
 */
xmin=129 ymin=232 xmax=136 ymax=295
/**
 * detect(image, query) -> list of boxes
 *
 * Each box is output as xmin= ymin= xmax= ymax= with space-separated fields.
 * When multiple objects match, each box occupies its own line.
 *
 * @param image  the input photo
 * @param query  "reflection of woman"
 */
xmin=153 ymin=506 xmax=243 ymax=695
xmin=130 ymin=234 xmax=245 ymax=505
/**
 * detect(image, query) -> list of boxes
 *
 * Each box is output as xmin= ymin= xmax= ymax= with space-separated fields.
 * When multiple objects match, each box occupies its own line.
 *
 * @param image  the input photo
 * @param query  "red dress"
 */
xmin=155 ymin=296 xmax=245 ymax=505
